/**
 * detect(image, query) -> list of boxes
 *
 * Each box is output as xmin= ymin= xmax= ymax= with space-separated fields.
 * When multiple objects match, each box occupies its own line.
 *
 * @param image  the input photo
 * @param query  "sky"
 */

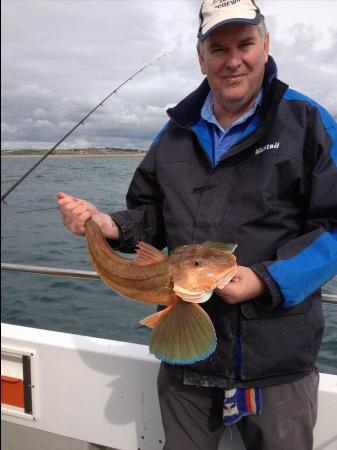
xmin=1 ymin=0 xmax=337 ymax=151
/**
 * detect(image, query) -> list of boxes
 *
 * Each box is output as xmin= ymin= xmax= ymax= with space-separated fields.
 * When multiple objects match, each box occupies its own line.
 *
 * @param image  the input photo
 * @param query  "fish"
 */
xmin=84 ymin=218 xmax=237 ymax=365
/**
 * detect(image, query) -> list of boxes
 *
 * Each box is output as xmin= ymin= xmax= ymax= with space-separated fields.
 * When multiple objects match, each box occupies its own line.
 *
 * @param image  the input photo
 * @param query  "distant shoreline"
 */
xmin=1 ymin=152 xmax=146 ymax=158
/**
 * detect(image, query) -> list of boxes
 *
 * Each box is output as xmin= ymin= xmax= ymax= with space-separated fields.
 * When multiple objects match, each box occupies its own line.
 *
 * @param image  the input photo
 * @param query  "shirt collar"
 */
xmin=201 ymin=89 xmax=263 ymax=133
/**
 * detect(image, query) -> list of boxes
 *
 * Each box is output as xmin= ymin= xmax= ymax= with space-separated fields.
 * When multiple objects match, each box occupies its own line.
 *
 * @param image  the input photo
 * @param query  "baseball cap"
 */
xmin=198 ymin=0 xmax=263 ymax=42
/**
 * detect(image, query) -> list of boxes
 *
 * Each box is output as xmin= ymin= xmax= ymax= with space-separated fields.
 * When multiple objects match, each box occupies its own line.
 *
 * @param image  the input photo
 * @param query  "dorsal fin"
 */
xmin=202 ymin=241 xmax=237 ymax=254
xmin=134 ymin=241 xmax=167 ymax=266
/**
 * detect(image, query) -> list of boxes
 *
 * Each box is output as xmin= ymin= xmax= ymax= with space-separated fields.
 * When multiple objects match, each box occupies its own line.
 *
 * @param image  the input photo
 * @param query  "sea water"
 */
xmin=1 ymin=156 xmax=336 ymax=374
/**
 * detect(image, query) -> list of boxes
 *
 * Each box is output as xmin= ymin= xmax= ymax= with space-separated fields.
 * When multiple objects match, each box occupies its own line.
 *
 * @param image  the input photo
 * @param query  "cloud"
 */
xmin=268 ymin=21 xmax=337 ymax=118
xmin=1 ymin=0 xmax=336 ymax=151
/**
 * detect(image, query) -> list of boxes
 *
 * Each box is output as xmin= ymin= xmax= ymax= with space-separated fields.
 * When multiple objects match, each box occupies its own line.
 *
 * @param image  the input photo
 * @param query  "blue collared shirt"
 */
xmin=200 ymin=90 xmax=263 ymax=165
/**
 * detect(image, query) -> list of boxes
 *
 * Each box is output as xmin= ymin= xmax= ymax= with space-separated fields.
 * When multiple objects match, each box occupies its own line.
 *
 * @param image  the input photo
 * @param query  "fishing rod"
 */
xmin=1 ymin=50 xmax=172 ymax=204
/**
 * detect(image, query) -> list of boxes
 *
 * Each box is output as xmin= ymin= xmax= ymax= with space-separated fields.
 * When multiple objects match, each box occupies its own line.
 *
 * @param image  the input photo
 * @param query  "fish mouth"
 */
xmin=173 ymin=285 xmax=214 ymax=304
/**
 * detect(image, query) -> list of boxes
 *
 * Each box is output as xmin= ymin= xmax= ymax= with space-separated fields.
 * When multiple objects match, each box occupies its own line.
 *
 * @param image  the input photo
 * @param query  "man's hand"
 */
xmin=57 ymin=192 xmax=120 ymax=239
xmin=215 ymin=266 xmax=266 ymax=304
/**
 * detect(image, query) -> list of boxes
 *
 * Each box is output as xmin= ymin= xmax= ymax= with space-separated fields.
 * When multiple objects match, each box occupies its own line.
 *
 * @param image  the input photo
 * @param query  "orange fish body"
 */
xmin=85 ymin=218 xmax=237 ymax=364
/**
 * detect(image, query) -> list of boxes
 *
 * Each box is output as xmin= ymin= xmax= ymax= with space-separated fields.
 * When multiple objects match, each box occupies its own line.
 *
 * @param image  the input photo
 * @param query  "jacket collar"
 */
xmin=167 ymin=56 xmax=278 ymax=129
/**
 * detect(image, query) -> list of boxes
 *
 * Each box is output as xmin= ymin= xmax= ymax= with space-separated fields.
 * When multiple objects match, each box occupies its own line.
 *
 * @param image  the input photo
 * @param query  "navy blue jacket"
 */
xmin=111 ymin=58 xmax=337 ymax=388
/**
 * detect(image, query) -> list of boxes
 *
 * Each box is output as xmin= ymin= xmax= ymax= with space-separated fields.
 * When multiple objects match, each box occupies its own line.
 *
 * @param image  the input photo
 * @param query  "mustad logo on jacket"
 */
xmin=255 ymin=142 xmax=280 ymax=155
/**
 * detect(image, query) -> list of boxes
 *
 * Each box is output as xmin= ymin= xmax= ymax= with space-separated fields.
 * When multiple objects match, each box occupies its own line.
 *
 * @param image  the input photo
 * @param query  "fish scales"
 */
xmin=87 ymin=245 xmax=174 ymax=304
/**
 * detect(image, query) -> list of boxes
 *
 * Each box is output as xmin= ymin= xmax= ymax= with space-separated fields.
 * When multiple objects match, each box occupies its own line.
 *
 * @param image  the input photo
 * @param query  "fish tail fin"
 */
xmin=149 ymin=302 xmax=216 ymax=365
xmin=139 ymin=305 xmax=175 ymax=329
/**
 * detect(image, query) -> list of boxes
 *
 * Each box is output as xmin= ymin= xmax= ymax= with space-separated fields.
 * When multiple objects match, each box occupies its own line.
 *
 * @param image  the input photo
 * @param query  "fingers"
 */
xmin=215 ymin=284 xmax=240 ymax=304
xmin=75 ymin=210 xmax=92 ymax=235
xmin=61 ymin=208 xmax=92 ymax=236
xmin=56 ymin=192 xmax=92 ymax=236
xmin=55 ymin=192 xmax=115 ymax=239
xmin=215 ymin=270 xmax=243 ymax=303
xmin=217 ymin=275 xmax=237 ymax=290
xmin=62 ymin=202 xmax=85 ymax=214
xmin=61 ymin=204 xmax=90 ymax=222
xmin=57 ymin=192 xmax=80 ymax=208
xmin=215 ymin=267 xmax=266 ymax=304
xmin=57 ymin=192 xmax=77 ymax=202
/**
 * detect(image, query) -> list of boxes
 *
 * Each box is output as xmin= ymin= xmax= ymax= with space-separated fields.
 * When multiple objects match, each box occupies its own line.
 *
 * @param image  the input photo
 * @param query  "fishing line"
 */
xmin=1 ymin=50 xmax=172 ymax=204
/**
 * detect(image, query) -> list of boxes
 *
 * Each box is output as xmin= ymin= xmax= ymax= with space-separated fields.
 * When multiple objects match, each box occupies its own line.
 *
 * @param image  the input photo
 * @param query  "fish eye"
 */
xmin=194 ymin=261 xmax=201 ymax=266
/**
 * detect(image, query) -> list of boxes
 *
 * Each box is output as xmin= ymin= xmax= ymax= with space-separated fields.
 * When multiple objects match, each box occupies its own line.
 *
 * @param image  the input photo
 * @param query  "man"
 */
xmin=58 ymin=1 xmax=337 ymax=449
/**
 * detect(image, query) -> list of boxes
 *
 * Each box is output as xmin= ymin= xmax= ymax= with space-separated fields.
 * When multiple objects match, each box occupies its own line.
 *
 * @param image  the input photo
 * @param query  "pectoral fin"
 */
xmin=149 ymin=302 xmax=217 ymax=365
xmin=140 ymin=305 xmax=175 ymax=328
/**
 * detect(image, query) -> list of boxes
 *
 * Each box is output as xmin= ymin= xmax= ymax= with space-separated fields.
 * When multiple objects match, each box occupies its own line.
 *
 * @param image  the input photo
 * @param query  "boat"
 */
xmin=1 ymin=264 xmax=337 ymax=450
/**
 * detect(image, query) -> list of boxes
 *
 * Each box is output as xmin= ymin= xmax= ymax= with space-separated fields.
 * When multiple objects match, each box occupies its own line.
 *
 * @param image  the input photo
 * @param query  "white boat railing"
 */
xmin=1 ymin=262 xmax=99 ymax=280
xmin=2 ymin=262 xmax=337 ymax=305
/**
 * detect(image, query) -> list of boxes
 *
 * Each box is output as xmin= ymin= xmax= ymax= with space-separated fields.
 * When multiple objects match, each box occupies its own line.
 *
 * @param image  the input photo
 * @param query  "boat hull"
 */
xmin=1 ymin=324 xmax=337 ymax=450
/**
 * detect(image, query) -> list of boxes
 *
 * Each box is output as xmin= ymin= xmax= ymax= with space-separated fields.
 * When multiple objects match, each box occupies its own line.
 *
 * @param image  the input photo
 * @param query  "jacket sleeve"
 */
xmin=252 ymin=105 xmax=337 ymax=308
xmin=108 ymin=124 xmax=168 ymax=253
